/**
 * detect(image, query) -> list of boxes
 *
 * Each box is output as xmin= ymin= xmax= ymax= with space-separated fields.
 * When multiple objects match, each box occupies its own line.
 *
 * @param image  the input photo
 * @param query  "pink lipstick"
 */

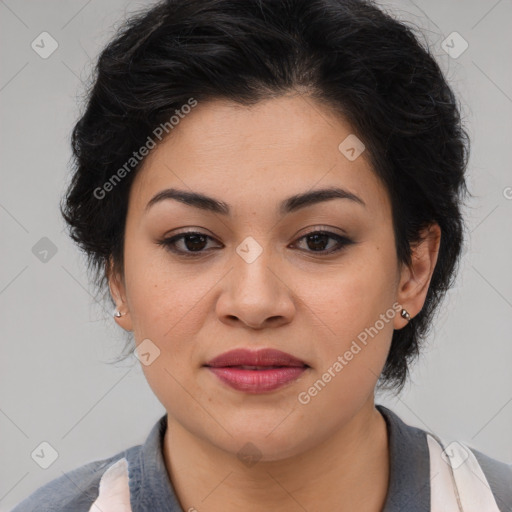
xmin=204 ymin=348 xmax=309 ymax=393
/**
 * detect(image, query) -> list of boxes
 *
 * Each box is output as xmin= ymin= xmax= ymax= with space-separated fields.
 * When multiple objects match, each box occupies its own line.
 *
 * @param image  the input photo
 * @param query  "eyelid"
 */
xmin=293 ymin=224 xmax=349 ymax=238
xmin=164 ymin=224 xmax=348 ymax=241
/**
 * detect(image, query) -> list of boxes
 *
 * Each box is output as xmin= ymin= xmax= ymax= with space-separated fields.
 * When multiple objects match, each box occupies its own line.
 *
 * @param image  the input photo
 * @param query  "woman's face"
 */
xmin=110 ymin=94 xmax=425 ymax=460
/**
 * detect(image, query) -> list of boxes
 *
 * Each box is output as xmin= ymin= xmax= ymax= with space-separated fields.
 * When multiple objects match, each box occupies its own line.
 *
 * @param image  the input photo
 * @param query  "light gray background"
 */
xmin=1 ymin=0 xmax=511 ymax=510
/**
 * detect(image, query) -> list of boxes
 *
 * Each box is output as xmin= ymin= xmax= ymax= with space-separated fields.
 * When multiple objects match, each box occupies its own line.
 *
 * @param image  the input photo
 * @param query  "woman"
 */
xmin=12 ymin=0 xmax=511 ymax=510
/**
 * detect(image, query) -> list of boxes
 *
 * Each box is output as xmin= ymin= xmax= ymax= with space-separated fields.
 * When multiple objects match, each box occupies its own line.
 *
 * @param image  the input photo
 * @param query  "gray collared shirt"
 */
xmin=11 ymin=404 xmax=512 ymax=511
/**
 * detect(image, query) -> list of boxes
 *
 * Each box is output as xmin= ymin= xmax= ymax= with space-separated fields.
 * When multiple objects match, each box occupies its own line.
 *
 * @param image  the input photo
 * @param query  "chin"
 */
xmin=214 ymin=424 xmax=315 ymax=463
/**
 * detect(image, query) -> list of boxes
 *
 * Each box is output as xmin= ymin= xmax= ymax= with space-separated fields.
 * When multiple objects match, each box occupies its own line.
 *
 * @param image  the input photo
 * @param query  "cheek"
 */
xmin=122 ymin=238 xmax=209 ymax=336
xmin=294 ymin=258 xmax=396 ymax=421
xmin=299 ymin=244 xmax=397 ymax=340
xmin=297 ymin=248 xmax=397 ymax=408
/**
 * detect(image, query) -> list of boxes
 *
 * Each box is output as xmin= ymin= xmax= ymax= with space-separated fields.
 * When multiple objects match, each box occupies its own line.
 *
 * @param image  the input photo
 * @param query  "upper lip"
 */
xmin=204 ymin=348 xmax=309 ymax=368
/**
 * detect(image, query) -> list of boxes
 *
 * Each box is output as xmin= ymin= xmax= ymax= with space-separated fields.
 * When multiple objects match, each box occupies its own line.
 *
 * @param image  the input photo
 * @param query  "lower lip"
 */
xmin=205 ymin=366 xmax=307 ymax=393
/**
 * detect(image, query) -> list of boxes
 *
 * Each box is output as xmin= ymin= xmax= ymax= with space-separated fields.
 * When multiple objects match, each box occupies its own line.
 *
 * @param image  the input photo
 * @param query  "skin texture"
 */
xmin=108 ymin=93 xmax=441 ymax=511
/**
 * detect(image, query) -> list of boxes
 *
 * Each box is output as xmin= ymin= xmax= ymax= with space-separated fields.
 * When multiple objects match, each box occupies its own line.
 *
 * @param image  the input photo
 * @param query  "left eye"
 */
xmin=158 ymin=230 xmax=353 ymax=257
xmin=293 ymin=231 xmax=353 ymax=254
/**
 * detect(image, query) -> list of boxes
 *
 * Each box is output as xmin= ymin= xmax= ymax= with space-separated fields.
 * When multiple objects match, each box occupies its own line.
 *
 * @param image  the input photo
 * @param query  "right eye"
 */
xmin=157 ymin=231 xmax=222 ymax=257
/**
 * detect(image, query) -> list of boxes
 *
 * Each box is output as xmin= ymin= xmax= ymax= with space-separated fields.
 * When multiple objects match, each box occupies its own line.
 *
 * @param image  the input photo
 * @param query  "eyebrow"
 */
xmin=144 ymin=186 xmax=366 ymax=216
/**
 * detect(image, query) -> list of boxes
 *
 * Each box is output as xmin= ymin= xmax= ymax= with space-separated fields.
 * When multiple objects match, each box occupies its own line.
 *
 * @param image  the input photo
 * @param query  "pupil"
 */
xmin=185 ymin=234 xmax=207 ymax=251
xmin=307 ymin=233 xmax=328 ymax=251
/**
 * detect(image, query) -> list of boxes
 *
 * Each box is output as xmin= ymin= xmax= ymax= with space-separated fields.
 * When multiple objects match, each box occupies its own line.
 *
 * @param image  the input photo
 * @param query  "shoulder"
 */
xmin=470 ymin=445 xmax=512 ymax=508
xmin=10 ymin=445 xmax=141 ymax=512
xmin=377 ymin=404 xmax=512 ymax=511
xmin=427 ymin=436 xmax=512 ymax=510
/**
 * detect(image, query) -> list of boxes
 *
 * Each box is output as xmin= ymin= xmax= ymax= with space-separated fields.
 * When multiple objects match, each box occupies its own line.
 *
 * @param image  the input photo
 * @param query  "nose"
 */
xmin=215 ymin=241 xmax=296 ymax=330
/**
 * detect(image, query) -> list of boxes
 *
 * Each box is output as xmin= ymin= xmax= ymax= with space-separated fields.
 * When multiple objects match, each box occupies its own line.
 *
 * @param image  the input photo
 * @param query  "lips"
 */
xmin=203 ymin=348 xmax=309 ymax=393
xmin=204 ymin=348 xmax=308 ymax=369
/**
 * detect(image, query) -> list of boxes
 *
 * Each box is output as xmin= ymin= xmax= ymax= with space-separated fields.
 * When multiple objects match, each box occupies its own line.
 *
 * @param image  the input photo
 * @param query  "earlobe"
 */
xmin=394 ymin=223 xmax=441 ymax=329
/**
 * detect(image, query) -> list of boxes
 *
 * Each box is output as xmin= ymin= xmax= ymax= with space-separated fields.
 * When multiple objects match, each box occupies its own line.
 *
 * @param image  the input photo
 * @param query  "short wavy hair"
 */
xmin=60 ymin=0 xmax=470 ymax=393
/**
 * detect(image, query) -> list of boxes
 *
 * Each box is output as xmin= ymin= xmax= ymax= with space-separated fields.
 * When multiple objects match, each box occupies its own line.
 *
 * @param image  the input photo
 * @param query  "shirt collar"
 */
xmin=127 ymin=413 xmax=183 ymax=511
xmin=129 ymin=405 xmax=430 ymax=511
xmin=377 ymin=404 xmax=430 ymax=511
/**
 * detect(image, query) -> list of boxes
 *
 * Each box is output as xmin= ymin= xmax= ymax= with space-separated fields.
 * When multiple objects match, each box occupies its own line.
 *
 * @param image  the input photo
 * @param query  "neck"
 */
xmin=162 ymin=399 xmax=390 ymax=512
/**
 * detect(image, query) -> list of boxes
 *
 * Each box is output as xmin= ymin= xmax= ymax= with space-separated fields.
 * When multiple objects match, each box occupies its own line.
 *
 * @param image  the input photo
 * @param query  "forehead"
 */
xmin=127 ymin=95 xmax=390 ymax=219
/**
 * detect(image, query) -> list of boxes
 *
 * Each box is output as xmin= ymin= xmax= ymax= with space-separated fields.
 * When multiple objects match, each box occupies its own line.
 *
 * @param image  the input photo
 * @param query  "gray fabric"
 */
xmin=377 ymin=404 xmax=431 ymax=511
xmin=11 ymin=405 xmax=512 ymax=511
xmin=125 ymin=416 xmax=183 ymax=511
xmin=471 ymin=447 xmax=512 ymax=512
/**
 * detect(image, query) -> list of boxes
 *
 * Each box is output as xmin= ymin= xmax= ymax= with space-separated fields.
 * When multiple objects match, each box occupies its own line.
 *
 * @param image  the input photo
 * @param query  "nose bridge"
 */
xmin=233 ymin=235 xmax=278 ymax=298
xmin=218 ymin=234 xmax=295 ymax=328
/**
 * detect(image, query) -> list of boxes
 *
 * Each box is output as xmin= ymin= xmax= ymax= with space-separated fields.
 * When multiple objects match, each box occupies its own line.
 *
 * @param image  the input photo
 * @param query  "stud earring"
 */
xmin=113 ymin=309 xmax=124 ymax=318
xmin=400 ymin=309 xmax=411 ymax=322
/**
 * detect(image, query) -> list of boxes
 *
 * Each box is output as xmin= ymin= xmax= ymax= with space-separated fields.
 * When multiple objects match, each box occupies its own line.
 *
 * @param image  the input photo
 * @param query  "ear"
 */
xmin=106 ymin=257 xmax=133 ymax=332
xmin=394 ymin=223 xmax=441 ymax=330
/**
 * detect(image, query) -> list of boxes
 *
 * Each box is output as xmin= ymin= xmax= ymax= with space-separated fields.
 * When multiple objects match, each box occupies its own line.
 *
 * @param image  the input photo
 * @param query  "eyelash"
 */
xmin=157 ymin=229 xmax=354 ymax=258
